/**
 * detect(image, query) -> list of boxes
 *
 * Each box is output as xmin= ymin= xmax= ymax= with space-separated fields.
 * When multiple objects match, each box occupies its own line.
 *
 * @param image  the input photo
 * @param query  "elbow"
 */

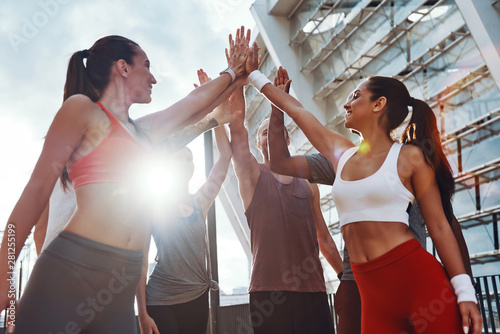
xmin=429 ymin=223 xmax=454 ymax=245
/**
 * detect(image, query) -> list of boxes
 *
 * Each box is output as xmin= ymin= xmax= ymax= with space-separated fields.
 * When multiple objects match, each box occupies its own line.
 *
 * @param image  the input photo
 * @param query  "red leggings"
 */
xmin=351 ymin=239 xmax=463 ymax=334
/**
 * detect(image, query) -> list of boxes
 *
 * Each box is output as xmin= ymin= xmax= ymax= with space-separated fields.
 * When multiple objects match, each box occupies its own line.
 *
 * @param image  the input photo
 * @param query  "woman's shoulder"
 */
xmin=400 ymin=143 xmax=429 ymax=169
xmin=62 ymin=94 xmax=94 ymax=107
xmin=57 ymin=95 xmax=102 ymax=122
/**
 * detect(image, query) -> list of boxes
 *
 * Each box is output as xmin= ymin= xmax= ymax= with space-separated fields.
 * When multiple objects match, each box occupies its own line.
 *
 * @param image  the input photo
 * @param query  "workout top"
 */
xmin=68 ymin=102 xmax=152 ymax=189
xmin=331 ymin=142 xmax=414 ymax=227
xmin=147 ymin=195 xmax=216 ymax=305
xmin=245 ymin=165 xmax=326 ymax=293
xmin=306 ymin=153 xmax=425 ymax=281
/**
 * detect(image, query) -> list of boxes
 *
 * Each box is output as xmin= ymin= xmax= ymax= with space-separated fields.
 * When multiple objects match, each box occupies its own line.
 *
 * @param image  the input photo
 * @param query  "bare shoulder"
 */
xmin=58 ymin=95 xmax=99 ymax=120
xmin=399 ymin=144 xmax=431 ymax=173
xmin=400 ymin=144 xmax=426 ymax=163
xmin=61 ymin=94 xmax=94 ymax=109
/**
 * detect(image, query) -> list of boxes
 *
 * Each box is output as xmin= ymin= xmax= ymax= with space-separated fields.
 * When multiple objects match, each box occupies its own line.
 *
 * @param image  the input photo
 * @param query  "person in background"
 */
xmin=136 ymin=71 xmax=235 ymax=334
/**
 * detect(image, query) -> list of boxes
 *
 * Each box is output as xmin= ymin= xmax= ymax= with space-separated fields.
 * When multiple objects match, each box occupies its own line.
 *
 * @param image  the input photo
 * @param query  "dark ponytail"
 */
xmin=366 ymin=76 xmax=455 ymax=224
xmin=61 ymin=35 xmax=140 ymax=189
xmin=401 ymin=98 xmax=455 ymax=224
xmin=63 ymin=50 xmax=98 ymax=102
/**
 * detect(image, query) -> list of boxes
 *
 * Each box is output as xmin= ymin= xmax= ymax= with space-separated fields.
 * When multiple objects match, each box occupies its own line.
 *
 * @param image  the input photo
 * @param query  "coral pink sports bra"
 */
xmin=68 ymin=102 xmax=152 ymax=189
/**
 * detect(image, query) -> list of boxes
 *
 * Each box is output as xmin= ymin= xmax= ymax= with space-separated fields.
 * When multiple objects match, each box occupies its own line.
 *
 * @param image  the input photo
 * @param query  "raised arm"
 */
xmin=247 ymin=46 xmax=353 ymax=169
xmin=268 ymin=73 xmax=312 ymax=179
xmin=309 ymin=183 xmax=343 ymax=274
xmin=136 ymin=227 xmax=159 ymax=334
xmin=196 ymin=125 xmax=233 ymax=219
xmin=162 ymin=70 xmax=240 ymax=151
xmin=137 ymin=27 xmax=251 ymax=144
xmin=228 ymin=86 xmax=261 ymax=210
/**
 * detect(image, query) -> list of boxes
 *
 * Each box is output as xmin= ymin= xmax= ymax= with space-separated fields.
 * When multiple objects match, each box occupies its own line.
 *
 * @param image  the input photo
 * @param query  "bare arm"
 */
xmin=247 ymin=48 xmax=353 ymax=169
xmin=309 ymin=183 xmax=343 ymax=274
xmin=136 ymin=227 xmax=159 ymax=334
xmin=267 ymin=72 xmax=312 ymax=179
xmin=137 ymin=28 xmax=251 ymax=144
xmin=410 ymin=145 xmax=481 ymax=334
xmin=196 ymin=125 xmax=233 ymax=219
xmin=162 ymin=69 xmax=242 ymax=152
xmin=163 ymin=112 xmax=219 ymax=152
xmin=0 ymin=94 xmax=93 ymax=311
xmin=228 ymin=86 xmax=261 ymax=210
xmin=450 ymin=215 xmax=473 ymax=280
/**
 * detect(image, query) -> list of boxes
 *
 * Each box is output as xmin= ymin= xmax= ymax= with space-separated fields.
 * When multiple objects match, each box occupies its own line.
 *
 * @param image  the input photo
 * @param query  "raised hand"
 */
xmin=194 ymin=69 xmax=239 ymax=125
xmin=274 ymin=66 xmax=292 ymax=93
xmin=226 ymin=26 xmax=250 ymax=77
xmin=193 ymin=69 xmax=212 ymax=88
xmin=246 ymin=41 xmax=260 ymax=74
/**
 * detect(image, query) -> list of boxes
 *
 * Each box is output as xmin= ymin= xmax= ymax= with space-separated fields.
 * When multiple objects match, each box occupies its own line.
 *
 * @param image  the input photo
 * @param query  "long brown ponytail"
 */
xmin=401 ymin=98 xmax=455 ymax=223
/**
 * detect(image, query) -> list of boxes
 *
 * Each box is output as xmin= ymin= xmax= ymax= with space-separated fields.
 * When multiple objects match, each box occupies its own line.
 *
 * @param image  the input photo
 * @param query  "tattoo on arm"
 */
xmin=166 ymin=115 xmax=218 ymax=151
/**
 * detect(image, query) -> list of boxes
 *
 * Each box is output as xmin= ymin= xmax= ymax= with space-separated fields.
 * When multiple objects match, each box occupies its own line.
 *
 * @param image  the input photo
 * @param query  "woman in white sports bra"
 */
xmin=245 ymin=43 xmax=481 ymax=334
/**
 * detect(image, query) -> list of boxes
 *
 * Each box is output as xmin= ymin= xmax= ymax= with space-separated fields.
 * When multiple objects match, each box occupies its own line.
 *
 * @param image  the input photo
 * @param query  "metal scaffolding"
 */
xmin=289 ymin=0 xmax=344 ymax=47
xmin=314 ymin=0 xmax=448 ymax=98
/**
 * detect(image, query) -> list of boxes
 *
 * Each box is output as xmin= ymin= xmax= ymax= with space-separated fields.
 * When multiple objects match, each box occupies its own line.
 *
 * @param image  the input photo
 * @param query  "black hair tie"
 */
xmin=409 ymin=97 xmax=416 ymax=107
xmin=81 ymin=49 xmax=90 ymax=58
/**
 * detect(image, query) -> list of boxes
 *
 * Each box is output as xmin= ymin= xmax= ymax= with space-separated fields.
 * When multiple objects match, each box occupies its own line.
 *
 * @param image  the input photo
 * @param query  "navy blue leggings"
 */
xmin=15 ymin=231 xmax=143 ymax=334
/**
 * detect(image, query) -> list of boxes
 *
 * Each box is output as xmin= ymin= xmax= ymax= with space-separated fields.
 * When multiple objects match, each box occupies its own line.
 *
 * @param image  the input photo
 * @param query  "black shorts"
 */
xmin=249 ymin=290 xmax=334 ymax=334
xmin=15 ymin=231 xmax=143 ymax=333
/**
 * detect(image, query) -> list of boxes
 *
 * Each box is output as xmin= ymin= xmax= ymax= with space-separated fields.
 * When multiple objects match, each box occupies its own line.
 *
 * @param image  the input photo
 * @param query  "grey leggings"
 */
xmin=15 ymin=231 xmax=143 ymax=334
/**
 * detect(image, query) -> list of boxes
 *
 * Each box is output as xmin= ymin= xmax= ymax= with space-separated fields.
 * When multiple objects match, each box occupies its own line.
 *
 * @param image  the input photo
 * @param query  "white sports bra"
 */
xmin=331 ymin=142 xmax=415 ymax=228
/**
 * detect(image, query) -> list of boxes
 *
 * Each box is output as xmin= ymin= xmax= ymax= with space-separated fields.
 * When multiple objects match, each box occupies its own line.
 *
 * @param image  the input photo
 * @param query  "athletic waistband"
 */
xmin=44 ymin=231 xmax=143 ymax=273
xmin=350 ymin=238 xmax=421 ymax=274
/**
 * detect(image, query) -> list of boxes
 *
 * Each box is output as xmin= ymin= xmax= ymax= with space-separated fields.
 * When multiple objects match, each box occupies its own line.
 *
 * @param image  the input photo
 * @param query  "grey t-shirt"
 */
xmin=146 ymin=196 xmax=215 ymax=305
xmin=305 ymin=153 xmax=426 ymax=281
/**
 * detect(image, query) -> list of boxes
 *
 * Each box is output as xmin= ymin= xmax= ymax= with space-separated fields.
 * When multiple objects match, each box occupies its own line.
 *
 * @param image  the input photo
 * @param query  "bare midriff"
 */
xmin=63 ymin=183 xmax=152 ymax=251
xmin=342 ymin=221 xmax=416 ymax=263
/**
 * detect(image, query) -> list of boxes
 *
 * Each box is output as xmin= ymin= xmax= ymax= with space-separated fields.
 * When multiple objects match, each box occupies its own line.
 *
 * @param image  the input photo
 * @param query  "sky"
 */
xmin=0 ymin=0 xmax=256 ymax=294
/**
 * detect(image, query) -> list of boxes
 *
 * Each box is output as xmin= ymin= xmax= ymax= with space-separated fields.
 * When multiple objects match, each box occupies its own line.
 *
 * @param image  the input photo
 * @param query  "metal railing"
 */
xmin=476 ymin=275 xmax=500 ymax=333
xmin=213 ymin=275 xmax=499 ymax=334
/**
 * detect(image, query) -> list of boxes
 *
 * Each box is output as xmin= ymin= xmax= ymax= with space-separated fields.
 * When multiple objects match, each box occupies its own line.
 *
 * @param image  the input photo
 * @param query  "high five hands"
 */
xmin=226 ymin=26 xmax=251 ymax=79
xmin=194 ymin=69 xmax=241 ymax=125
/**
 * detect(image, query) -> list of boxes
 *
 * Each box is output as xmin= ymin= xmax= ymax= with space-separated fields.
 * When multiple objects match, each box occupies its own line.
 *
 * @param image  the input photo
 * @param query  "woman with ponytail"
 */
xmin=0 ymin=29 xmax=249 ymax=333
xmin=246 ymin=41 xmax=481 ymax=334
